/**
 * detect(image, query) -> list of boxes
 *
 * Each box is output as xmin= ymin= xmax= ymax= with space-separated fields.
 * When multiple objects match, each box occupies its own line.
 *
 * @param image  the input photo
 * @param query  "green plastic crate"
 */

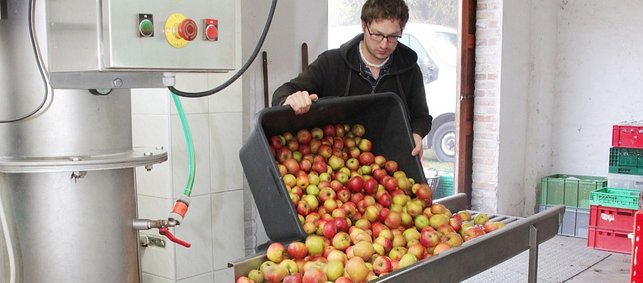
xmin=540 ymin=174 xmax=608 ymax=209
xmin=434 ymin=174 xmax=454 ymax=199
xmin=609 ymin=147 xmax=643 ymax=176
xmin=589 ymin=187 xmax=641 ymax=210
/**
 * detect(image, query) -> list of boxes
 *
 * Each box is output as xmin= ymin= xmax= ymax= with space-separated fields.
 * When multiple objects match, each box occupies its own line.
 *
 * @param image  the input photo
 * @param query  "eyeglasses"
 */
xmin=365 ymin=25 xmax=402 ymax=43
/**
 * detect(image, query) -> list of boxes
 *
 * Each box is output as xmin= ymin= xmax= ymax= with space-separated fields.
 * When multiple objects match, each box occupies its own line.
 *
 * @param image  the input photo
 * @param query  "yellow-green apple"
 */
xmin=287 ymin=241 xmax=308 ymax=259
xmin=388 ymin=246 xmax=407 ymax=261
xmin=266 ymin=242 xmax=286 ymax=263
xmin=430 ymin=203 xmax=448 ymax=215
xmin=357 ymin=138 xmax=372 ymax=152
xmin=345 ymin=257 xmax=369 ymax=282
xmin=283 ymin=174 xmax=297 ymax=188
xmin=302 ymin=222 xmax=316 ymax=235
xmin=247 ymin=269 xmax=263 ymax=283
xmin=326 ymin=249 xmax=348 ymax=264
xmin=397 ymin=254 xmax=417 ymax=270
xmin=414 ymin=214 xmax=430 ymax=230
xmin=372 ymin=255 xmax=393 ymax=275
xmin=372 ymin=242 xmax=386 ymax=256
xmin=331 ymin=232 xmax=351 ymax=251
xmin=351 ymin=124 xmax=366 ymax=137
xmin=328 ymin=155 xmax=345 ymax=171
xmin=457 ymin=210 xmax=472 ymax=222
xmin=346 ymin=158 xmax=360 ymax=172
xmin=444 ymin=232 xmax=463 ymax=247
xmin=302 ymin=194 xmax=319 ymax=211
xmin=353 ymin=218 xmax=371 ymax=231
xmin=305 ymin=184 xmax=319 ymax=196
xmin=401 ymin=211 xmax=413 ymax=227
xmin=397 ymin=177 xmax=412 ymax=194
xmin=352 ymin=241 xmax=375 ymax=261
xmin=437 ymin=223 xmax=456 ymax=235
xmin=280 ymin=259 xmax=299 ymax=275
xmin=305 ymin=235 xmax=325 ymax=257
xmin=429 ymin=214 xmax=450 ymax=229
xmin=374 ymin=236 xmax=393 ymax=252
xmin=391 ymin=232 xmax=407 ymax=248
xmin=405 ymin=199 xmax=424 ymax=217
xmin=474 ymin=212 xmax=489 ymax=225
xmin=402 ymin=228 xmax=421 ymax=243
xmin=322 ymin=260 xmax=344 ymax=281
xmin=263 ymin=264 xmax=288 ymax=283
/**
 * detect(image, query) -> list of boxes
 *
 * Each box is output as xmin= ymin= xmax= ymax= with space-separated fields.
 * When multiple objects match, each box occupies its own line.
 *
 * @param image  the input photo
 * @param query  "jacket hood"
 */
xmin=338 ymin=33 xmax=419 ymax=74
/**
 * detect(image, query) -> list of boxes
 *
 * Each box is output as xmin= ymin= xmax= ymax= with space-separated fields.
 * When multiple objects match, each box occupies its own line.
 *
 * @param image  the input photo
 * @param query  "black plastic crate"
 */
xmin=239 ymin=92 xmax=426 ymax=243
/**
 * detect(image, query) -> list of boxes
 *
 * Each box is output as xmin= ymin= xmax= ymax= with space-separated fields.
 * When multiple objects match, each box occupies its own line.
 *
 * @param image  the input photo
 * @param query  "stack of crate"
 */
xmin=539 ymin=174 xmax=607 ymax=238
xmin=587 ymin=122 xmax=643 ymax=254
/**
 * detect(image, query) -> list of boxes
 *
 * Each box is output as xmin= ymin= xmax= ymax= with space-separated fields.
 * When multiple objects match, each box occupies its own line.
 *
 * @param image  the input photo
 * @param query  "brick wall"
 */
xmin=471 ymin=0 xmax=502 ymax=212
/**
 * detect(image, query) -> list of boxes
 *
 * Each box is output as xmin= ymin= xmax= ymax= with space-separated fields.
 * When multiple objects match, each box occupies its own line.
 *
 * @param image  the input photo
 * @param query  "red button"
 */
xmin=205 ymin=24 xmax=218 ymax=41
xmin=178 ymin=19 xmax=197 ymax=41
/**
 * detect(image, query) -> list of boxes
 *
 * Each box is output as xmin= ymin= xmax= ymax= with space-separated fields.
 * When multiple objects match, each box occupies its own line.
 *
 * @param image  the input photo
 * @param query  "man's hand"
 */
xmin=411 ymin=133 xmax=424 ymax=160
xmin=283 ymin=91 xmax=319 ymax=115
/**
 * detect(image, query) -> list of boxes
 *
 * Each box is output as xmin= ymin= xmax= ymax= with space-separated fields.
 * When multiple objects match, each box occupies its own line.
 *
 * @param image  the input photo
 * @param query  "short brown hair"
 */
xmin=360 ymin=0 xmax=410 ymax=30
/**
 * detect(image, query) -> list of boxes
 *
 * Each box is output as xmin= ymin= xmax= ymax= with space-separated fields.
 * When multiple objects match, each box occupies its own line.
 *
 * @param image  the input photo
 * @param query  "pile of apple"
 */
xmin=237 ymin=124 xmax=505 ymax=283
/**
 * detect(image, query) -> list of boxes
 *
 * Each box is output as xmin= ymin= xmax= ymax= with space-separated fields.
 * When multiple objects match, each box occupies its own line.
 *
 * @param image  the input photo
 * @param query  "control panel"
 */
xmin=47 ymin=0 xmax=235 ymax=73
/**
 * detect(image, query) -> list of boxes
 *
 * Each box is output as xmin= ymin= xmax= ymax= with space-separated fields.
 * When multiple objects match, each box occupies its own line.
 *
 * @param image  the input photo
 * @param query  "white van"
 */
xmin=329 ymin=23 xmax=457 ymax=162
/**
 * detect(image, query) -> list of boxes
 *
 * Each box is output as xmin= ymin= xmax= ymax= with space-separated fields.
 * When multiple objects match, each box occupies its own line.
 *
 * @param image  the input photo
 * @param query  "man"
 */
xmin=272 ymin=0 xmax=432 ymax=158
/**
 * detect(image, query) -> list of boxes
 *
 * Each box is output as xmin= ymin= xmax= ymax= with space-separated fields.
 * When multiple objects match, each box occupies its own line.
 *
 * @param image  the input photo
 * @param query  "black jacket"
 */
xmin=272 ymin=34 xmax=432 ymax=138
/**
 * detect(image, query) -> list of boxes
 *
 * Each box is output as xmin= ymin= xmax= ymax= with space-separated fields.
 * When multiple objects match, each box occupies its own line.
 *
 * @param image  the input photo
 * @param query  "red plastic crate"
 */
xmin=613 ymin=124 xmax=643 ymax=149
xmin=589 ymin=205 xmax=636 ymax=231
xmin=632 ymin=211 xmax=643 ymax=282
xmin=587 ymin=227 xmax=632 ymax=254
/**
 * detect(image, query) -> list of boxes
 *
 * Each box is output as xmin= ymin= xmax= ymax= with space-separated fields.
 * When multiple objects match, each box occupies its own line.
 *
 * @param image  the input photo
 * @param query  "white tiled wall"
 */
xmin=132 ymin=74 xmax=244 ymax=282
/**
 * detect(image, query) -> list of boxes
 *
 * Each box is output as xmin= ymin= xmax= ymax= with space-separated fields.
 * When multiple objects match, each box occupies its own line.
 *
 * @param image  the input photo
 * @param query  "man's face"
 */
xmin=362 ymin=19 xmax=402 ymax=60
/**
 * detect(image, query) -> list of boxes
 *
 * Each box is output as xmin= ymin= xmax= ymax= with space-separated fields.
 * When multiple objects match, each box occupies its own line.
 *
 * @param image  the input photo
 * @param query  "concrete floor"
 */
xmin=463 ymin=235 xmax=632 ymax=282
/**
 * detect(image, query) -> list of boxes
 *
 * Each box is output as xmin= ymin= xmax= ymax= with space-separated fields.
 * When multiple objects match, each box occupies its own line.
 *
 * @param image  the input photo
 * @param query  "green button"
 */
xmin=139 ymin=19 xmax=154 ymax=37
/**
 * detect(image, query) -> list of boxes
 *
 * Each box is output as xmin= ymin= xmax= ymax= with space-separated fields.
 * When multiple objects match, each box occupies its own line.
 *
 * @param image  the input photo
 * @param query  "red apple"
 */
xmin=283 ymin=272 xmax=303 ymax=283
xmin=263 ymin=264 xmax=288 ymax=283
xmin=302 ymin=267 xmax=327 ymax=283
xmin=372 ymin=255 xmax=392 ymax=275
xmin=358 ymin=152 xmax=375 ymax=165
xmin=287 ymin=241 xmax=308 ymax=259
xmin=384 ymin=160 xmax=398 ymax=173
xmin=346 ymin=176 xmax=364 ymax=193
xmin=323 ymin=220 xmax=337 ymax=239
xmin=296 ymin=129 xmax=312 ymax=144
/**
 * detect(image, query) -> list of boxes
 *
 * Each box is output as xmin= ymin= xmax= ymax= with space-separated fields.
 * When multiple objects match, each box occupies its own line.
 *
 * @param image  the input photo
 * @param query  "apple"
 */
xmin=331 ymin=232 xmax=351 ymax=251
xmin=302 ymin=195 xmax=319 ymax=212
xmin=372 ymin=168 xmax=388 ymax=182
xmin=420 ymin=230 xmax=441 ymax=248
xmin=305 ymin=235 xmax=325 ymax=257
xmin=376 ymin=191 xmax=392 ymax=207
xmin=474 ymin=212 xmax=490 ymax=225
xmin=363 ymin=178 xmax=379 ymax=195
xmin=296 ymin=129 xmax=312 ymax=144
xmin=302 ymin=267 xmax=327 ymax=283
xmin=484 ymin=221 xmax=505 ymax=233
xmin=311 ymin=161 xmax=328 ymax=174
xmin=381 ymin=176 xmax=398 ymax=192
xmin=429 ymin=214 xmax=450 ymax=229
xmin=305 ymin=184 xmax=320 ymax=196
xmin=266 ymin=242 xmax=286 ymax=263
xmin=384 ymin=160 xmax=398 ymax=173
xmin=328 ymin=155 xmax=344 ymax=171
xmin=449 ymin=214 xmax=463 ymax=232
xmin=280 ymin=259 xmax=299 ymax=274
xmin=287 ymin=241 xmax=308 ymax=259
xmin=287 ymin=140 xmax=299 ymax=152
xmin=352 ymin=241 xmax=375 ymax=261
xmin=357 ymin=138 xmax=372 ymax=152
xmin=397 ymin=253 xmax=417 ymax=270
xmin=296 ymin=174 xmax=310 ymax=188
xmin=323 ymin=220 xmax=338 ymax=239
xmin=387 ymin=246 xmax=407 ymax=261
xmin=374 ymin=236 xmax=393 ymax=252
xmin=326 ymin=249 xmax=348 ymax=263
xmin=396 ymin=177 xmax=412 ymax=193
xmin=283 ymin=272 xmax=303 ymax=283
xmin=407 ymin=242 xmax=427 ymax=260
xmin=445 ymin=231 xmax=464 ymax=247
xmin=402 ymin=228 xmax=421 ymax=243
xmin=462 ymin=225 xmax=486 ymax=242
xmin=358 ymin=152 xmax=375 ymax=165
xmin=345 ymin=257 xmax=369 ymax=283
xmin=247 ymin=269 xmax=263 ymax=283
xmin=457 ymin=210 xmax=472 ymax=222
xmin=372 ymin=255 xmax=392 ymax=275
xmin=432 ymin=243 xmax=451 ymax=255
xmin=263 ymin=264 xmax=288 ymax=283
xmin=414 ymin=183 xmax=432 ymax=201
xmin=322 ymin=260 xmax=344 ymax=281
xmin=236 ymin=276 xmax=254 ymax=283
xmin=384 ymin=211 xmax=402 ymax=229
xmin=335 ymin=171 xmax=350 ymax=185
xmin=391 ymin=232 xmax=407 ymax=248
xmin=351 ymin=124 xmax=366 ymax=137
xmin=414 ymin=214 xmax=430 ymax=230
xmin=318 ymin=144 xmax=332 ymax=159
xmin=346 ymin=176 xmax=364 ymax=193
xmin=302 ymin=222 xmax=317 ymax=234
xmin=322 ymin=124 xmax=336 ymax=137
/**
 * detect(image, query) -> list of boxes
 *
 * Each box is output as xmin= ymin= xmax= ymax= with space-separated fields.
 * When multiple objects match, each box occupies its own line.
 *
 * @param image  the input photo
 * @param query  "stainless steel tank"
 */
xmin=0 ymin=1 xmax=165 ymax=282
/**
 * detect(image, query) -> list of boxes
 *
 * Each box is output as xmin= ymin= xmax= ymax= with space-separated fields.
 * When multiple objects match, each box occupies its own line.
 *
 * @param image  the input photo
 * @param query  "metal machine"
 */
xmin=0 ymin=0 xmax=235 ymax=282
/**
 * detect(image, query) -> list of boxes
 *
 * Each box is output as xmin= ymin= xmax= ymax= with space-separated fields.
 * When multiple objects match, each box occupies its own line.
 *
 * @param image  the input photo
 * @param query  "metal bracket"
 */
xmin=140 ymin=235 xmax=166 ymax=248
